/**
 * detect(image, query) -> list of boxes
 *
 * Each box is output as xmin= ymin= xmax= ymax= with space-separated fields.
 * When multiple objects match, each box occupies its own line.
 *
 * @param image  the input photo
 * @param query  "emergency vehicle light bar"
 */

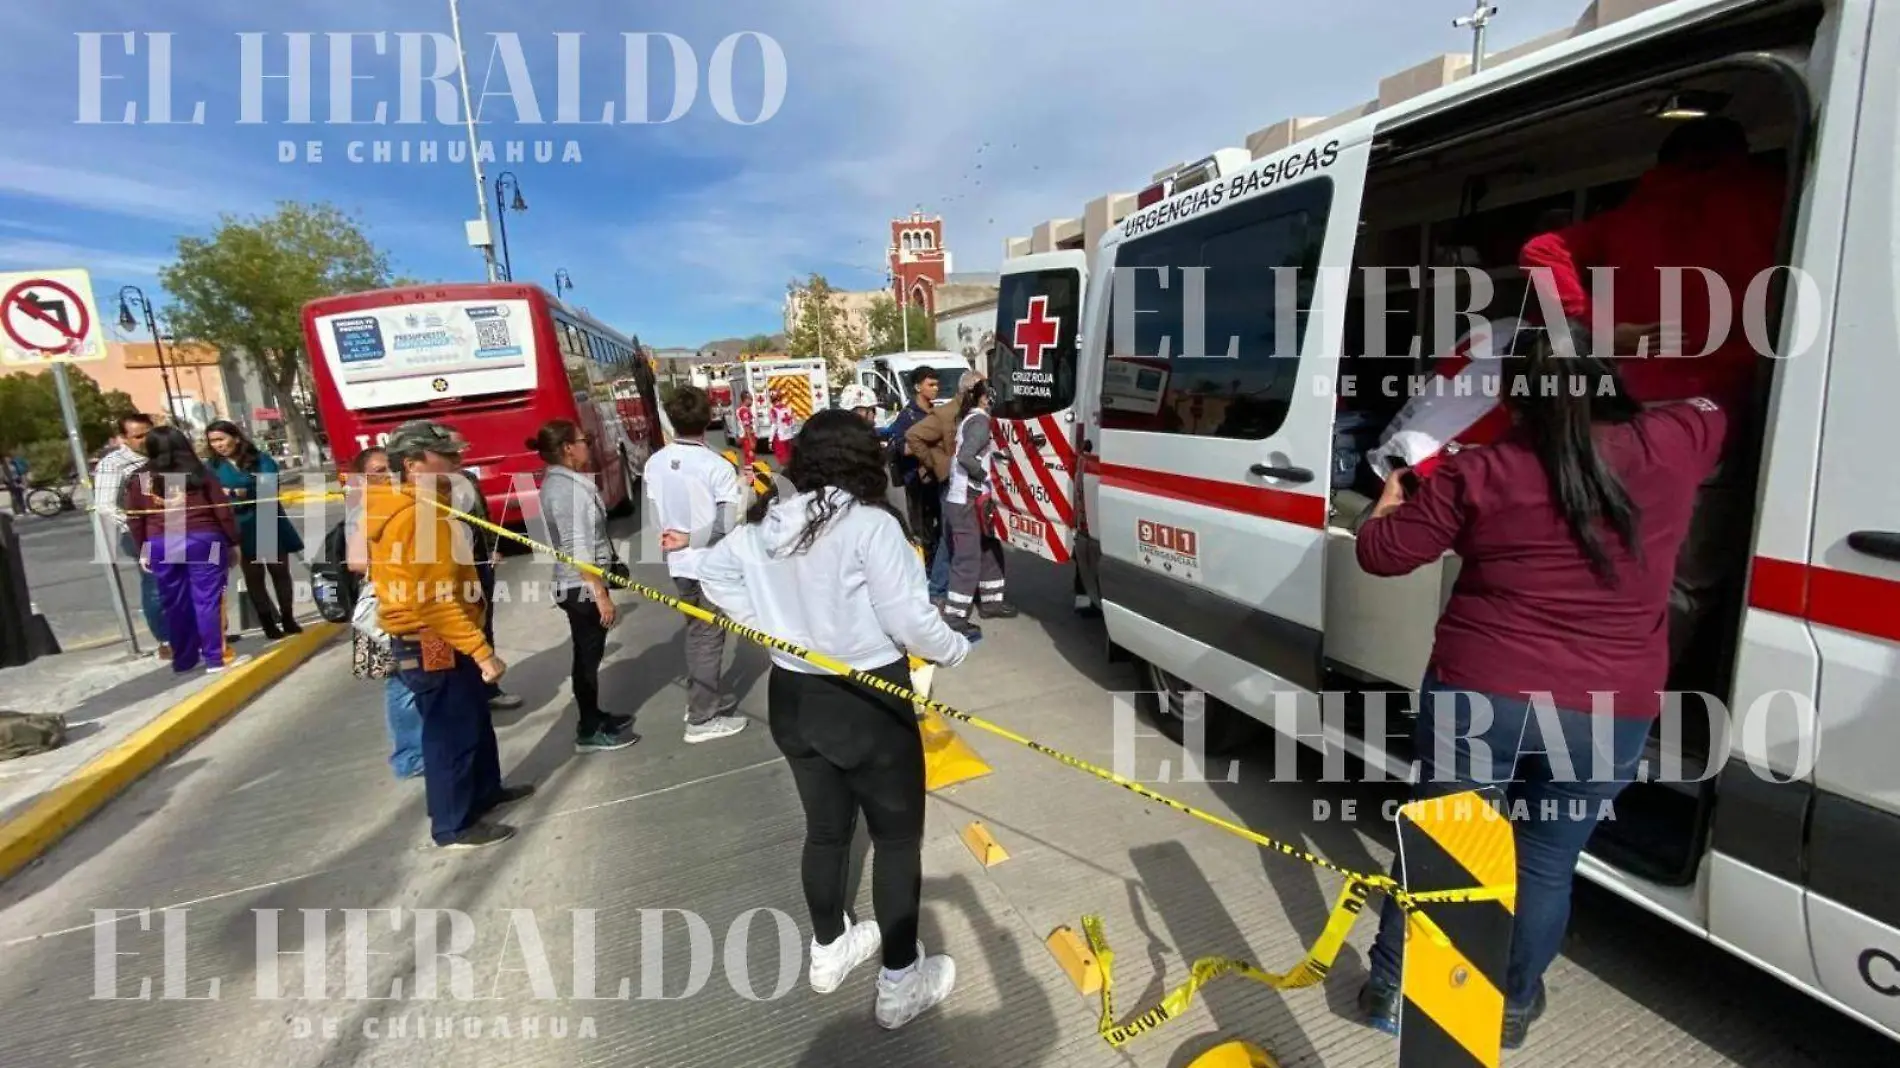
xmin=1135 ymin=148 xmax=1252 ymax=210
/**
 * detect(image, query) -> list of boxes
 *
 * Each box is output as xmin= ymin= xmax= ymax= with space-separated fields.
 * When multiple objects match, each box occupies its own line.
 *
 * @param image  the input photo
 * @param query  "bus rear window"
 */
xmin=313 ymin=299 xmax=539 ymax=411
xmin=992 ymin=269 xmax=1081 ymax=419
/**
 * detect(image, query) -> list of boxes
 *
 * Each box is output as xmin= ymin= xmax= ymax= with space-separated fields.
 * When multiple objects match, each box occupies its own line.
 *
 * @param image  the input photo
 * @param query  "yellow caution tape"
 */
xmin=401 ymin=493 xmax=1509 ymax=933
xmin=1085 ymin=879 xmax=1374 ymax=1048
xmin=115 ymin=487 xmax=345 ymax=516
xmin=95 ymin=479 xmax=1510 ymax=926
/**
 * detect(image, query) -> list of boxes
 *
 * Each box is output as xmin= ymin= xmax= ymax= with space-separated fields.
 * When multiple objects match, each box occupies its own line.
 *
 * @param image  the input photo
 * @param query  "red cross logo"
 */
xmin=1013 ymin=296 xmax=1060 ymax=372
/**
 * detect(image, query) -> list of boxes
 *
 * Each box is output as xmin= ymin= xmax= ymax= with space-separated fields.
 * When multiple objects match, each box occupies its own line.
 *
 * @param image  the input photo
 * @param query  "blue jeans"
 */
xmin=120 ymin=529 xmax=170 ymax=645
xmin=927 ymin=487 xmax=952 ymax=599
xmin=394 ymin=641 xmax=503 ymax=845
xmin=385 ymin=675 xmax=424 ymax=778
xmin=1366 ymin=672 xmax=1651 ymax=1008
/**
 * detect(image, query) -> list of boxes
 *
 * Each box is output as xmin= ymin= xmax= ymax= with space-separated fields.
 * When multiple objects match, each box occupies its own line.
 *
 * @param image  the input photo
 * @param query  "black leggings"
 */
xmin=239 ymin=556 xmax=298 ymax=629
xmin=768 ymin=658 xmax=924 ymax=970
xmin=556 ymin=588 xmax=609 ymax=738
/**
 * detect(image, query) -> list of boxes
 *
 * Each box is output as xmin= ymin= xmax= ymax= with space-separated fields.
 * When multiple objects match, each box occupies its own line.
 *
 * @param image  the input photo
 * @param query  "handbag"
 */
xmin=351 ymin=584 xmax=388 ymax=645
xmin=605 ymin=541 xmax=631 ymax=584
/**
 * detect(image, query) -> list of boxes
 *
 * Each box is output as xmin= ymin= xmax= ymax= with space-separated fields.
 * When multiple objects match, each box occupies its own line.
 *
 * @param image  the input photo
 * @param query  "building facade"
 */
xmin=890 ymin=211 xmax=951 ymax=317
xmin=91 ymin=340 xmax=231 ymax=432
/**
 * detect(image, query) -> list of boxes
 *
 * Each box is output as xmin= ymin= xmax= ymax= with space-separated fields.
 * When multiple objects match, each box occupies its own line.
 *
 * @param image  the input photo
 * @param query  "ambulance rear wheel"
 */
xmin=1143 ymin=660 xmax=1266 ymax=757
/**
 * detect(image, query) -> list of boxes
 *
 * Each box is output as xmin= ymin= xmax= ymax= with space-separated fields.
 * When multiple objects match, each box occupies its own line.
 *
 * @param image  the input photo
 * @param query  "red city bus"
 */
xmin=302 ymin=282 xmax=665 ymax=525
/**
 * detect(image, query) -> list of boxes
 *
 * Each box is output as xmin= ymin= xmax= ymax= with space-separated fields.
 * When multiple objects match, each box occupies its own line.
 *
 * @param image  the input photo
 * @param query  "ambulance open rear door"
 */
xmin=988 ymin=250 xmax=1087 ymax=564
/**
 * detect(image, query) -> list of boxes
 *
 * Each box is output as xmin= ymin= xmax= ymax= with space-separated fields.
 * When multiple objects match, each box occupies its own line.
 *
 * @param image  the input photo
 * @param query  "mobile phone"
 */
xmin=1389 ymin=458 xmax=1421 ymax=496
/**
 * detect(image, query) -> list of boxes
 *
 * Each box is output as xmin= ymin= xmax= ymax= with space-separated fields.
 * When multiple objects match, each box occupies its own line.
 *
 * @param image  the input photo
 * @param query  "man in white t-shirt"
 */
xmin=646 ymin=386 xmax=748 ymax=743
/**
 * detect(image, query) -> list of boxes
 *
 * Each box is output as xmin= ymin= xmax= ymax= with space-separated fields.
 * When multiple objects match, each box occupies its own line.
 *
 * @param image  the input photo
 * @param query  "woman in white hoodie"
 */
xmin=697 ymin=409 xmax=973 ymax=1031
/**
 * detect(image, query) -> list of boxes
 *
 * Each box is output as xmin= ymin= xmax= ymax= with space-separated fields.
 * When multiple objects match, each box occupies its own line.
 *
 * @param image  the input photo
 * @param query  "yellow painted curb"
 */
xmin=0 ymin=622 xmax=341 ymax=883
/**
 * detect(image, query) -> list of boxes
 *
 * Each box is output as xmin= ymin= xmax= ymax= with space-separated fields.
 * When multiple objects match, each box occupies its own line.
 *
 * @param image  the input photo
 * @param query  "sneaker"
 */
xmin=977 ymin=600 xmax=1019 ymax=619
xmin=489 ymin=691 xmax=525 ymax=710
xmin=205 ymin=654 xmax=254 ymax=675
xmin=1357 ymin=979 xmax=1400 ymax=1036
xmin=874 ymin=946 xmax=956 ymax=1030
xmin=809 ymin=915 xmax=881 ymax=994
xmin=684 ymin=716 xmax=748 ymax=744
xmin=485 ymin=783 xmax=536 ymax=812
xmin=601 ymin=712 xmax=634 ymax=735
xmin=1501 ymin=983 xmax=1548 ymax=1049
xmin=576 ymin=729 xmax=639 ymax=753
xmin=945 ymin=617 xmax=983 ymax=641
xmin=440 ymin=821 xmax=515 ymax=850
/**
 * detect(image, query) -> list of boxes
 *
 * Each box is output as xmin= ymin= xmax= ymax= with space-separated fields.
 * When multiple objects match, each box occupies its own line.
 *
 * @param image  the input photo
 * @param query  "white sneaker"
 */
xmin=683 ymin=715 xmax=747 ymax=743
xmin=206 ymin=654 xmax=253 ymax=675
xmin=874 ymin=946 xmax=956 ymax=1029
xmin=808 ymin=915 xmax=881 ymax=994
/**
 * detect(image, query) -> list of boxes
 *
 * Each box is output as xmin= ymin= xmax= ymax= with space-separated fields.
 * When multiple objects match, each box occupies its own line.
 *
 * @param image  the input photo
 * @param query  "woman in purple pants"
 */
xmin=124 ymin=426 xmax=246 ymax=674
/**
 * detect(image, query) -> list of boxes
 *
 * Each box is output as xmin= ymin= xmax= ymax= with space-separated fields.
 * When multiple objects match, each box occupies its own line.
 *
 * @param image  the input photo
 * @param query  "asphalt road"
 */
xmin=7 ymin=503 xmax=321 ymax=653
xmin=0 ymin=522 xmax=1891 ymax=1067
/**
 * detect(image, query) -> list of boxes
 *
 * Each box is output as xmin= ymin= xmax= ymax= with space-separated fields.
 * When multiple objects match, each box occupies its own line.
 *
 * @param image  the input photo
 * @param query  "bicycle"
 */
xmin=25 ymin=477 xmax=80 ymax=519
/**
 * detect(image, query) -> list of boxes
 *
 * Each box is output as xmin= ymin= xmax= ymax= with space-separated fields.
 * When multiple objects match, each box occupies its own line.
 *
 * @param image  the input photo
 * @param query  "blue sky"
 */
xmin=0 ymin=1 xmax=1581 ymax=349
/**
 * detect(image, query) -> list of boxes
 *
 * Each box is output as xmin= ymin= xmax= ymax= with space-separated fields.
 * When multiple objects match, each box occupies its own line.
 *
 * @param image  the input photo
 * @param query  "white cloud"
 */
xmin=0 ymin=157 xmax=264 ymax=225
xmin=0 ymin=237 xmax=170 ymax=278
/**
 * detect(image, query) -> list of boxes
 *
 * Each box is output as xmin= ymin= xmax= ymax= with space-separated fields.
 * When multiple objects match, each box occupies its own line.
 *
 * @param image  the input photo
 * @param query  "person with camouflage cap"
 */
xmin=364 ymin=419 xmax=533 ymax=850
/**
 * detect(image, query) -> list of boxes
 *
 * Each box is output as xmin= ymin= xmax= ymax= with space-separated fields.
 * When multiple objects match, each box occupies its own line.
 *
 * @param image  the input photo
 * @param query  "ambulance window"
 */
xmin=992 ymin=268 xmax=1081 ymax=419
xmin=1102 ymin=178 xmax=1333 ymax=439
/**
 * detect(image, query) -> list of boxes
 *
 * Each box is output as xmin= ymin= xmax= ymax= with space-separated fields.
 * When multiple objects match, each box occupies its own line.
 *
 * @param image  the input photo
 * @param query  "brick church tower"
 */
xmin=889 ymin=210 xmax=950 ymax=318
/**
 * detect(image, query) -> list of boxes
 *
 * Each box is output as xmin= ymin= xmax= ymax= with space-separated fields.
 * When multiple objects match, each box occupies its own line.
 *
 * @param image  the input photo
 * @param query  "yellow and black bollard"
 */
xmin=1395 ymin=786 xmax=1517 ymax=1068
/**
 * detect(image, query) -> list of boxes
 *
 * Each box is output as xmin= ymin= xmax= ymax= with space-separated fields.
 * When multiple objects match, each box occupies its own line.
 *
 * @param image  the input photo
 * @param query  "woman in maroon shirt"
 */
xmin=1352 ymin=328 xmax=1726 ymax=1048
xmin=125 ymin=426 xmax=245 ymax=674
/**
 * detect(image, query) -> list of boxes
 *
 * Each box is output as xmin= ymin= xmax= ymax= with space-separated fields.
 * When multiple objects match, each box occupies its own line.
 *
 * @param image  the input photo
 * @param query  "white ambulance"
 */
xmin=853 ymin=351 xmax=972 ymax=427
xmin=1037 ymin=0 xmax=1900 ymax=1042
xmin=727 ymin=355 xmax=828 ymax=449
xmin=988 ymin=150 xmax=1252 ymax=579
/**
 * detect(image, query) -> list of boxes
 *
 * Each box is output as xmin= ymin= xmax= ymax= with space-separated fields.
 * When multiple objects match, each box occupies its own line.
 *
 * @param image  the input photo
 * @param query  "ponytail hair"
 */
xmin=1498 ymin=325 xmax=1643 ymax=584
xmin=528 ymin=419 xmax=581 ymax=466
xmin=958 ymin=378 xmax=991 ymax=420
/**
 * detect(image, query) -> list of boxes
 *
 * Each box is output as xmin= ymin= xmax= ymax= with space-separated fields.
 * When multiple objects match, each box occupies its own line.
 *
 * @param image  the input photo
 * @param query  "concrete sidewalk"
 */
xmin=0 ymin=625 xmax=340 ymax=881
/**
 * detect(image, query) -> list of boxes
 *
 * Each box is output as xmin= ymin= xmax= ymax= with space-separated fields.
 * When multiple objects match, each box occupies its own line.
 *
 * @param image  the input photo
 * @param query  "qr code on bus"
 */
xmin=474 ymin=320 xmax=511 ymax=351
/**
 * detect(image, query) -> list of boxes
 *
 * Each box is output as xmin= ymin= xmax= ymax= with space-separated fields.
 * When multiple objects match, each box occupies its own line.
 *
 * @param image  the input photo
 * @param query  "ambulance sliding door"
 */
xmin=1093 ymin=146 xmax=1365 ymax=703
xmin=1794 ymin=0 xmax=1900 ymax=1034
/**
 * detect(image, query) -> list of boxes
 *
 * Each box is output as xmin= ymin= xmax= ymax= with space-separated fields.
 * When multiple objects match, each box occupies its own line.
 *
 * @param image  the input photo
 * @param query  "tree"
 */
xmin=865 ymin=294 xmax=937 ymax=355
xmin=784 ymin=274 xmax=863 ymax=380
xmin=160 ymin=201 xmax=398 ymax=463
xmin=0 ymin=367 xmax=135 ymax=457
xmin=743 ymin=334 xmax=774 ymax=354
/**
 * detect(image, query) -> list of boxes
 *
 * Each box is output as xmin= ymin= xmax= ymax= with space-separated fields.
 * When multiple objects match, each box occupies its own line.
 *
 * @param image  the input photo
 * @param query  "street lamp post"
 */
xmin=494 ymin=172 xmax=527 ymax=282
xmin=117 ymin=286 xmax=179 ymax=423
xmin=448 ymin=0 xmax=499 ymax=282
xmin=553 ymin=268 xmax=573 ymax=299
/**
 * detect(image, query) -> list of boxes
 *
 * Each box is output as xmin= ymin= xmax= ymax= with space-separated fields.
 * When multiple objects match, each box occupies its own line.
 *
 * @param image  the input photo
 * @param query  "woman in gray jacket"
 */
xmin=530 ymin=421 xmax=636 ymax=753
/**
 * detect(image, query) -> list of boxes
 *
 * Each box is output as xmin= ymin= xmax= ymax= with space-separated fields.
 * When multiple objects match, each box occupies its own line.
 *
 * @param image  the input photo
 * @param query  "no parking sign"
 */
xmin=0 ymin=269 xmax=106 ymax=366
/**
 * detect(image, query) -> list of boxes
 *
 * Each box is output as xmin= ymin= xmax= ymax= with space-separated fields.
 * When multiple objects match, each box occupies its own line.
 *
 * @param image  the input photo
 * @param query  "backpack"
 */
xmin=0 ymin=710 xmax=67 ymax=761
xmin=309 ymin=518 xmax=361 ymax=625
